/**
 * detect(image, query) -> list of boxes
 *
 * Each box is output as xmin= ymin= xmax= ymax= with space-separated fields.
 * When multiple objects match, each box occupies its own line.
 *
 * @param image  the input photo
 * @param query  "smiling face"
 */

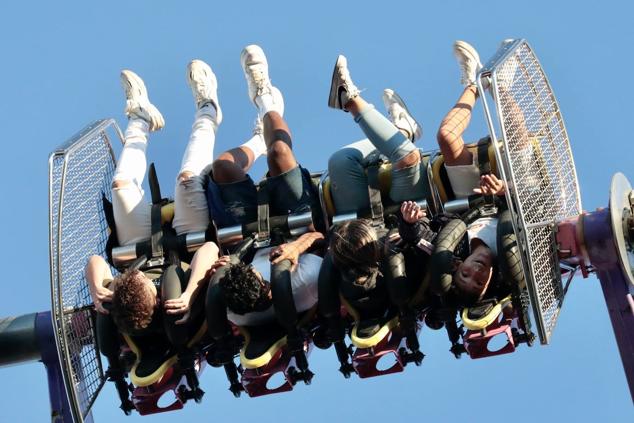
xmin=453 ymin=245 xmax=494 ymax=302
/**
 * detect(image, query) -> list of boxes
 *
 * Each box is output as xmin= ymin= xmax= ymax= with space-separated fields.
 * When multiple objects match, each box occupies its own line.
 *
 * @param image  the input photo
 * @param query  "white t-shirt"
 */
xmin=467 ymin=217 xmax=498 ymax=256
xmin=226 ymin=247 xmax=322 ymax=326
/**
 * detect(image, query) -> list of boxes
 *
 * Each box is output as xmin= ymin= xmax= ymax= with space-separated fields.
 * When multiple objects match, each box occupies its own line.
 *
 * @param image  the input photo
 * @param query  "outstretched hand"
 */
xmin=400 ymin=201 xmax=426 ymax=224
xmin=270 ymin=242 xmax=301 ymax=271
xmin=474 ymin=174 xmax=506 ymax=196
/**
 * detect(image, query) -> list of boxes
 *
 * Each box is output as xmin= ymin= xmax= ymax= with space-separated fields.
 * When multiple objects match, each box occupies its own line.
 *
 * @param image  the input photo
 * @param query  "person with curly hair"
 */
xmin=84 ymin=58 xmax=272 ymax=333
xmin=206 ymin=45 xmax=324 ymax=326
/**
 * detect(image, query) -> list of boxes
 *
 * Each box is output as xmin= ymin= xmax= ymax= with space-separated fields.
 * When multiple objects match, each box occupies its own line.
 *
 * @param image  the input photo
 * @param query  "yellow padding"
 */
xmin=238 ymin=327 xmax=288 ymax=370
xmin=323 ymin=179 xmax=335 ymax=217
xmin=161 ymin=203 xmax=175 ymax=225
xmin=340 ymin=294 xmax=398 ymax=349
xmin=431 ymin=155 xmax=449 ymax=203
xmin=123 ymin=320 xmax=206 ymax=387
xmin=461 ymin=295 xmax=512 ymax=331
xmin=123 ymin=334 xmax=178 ymax=388
xmin=351 ymin=317 xmax=399 ymax=349
xmin=322 ymin=163 xmax=394 ymax=218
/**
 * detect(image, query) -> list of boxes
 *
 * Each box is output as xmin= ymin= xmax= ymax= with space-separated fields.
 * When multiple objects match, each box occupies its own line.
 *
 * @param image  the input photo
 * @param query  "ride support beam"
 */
xmin=582 ymin=208 xmax=634 ymax=403
xmin=0 ymin=312 xmax=41 ymax=366
xmin=0 ymin=311 xmax=81 ymax=422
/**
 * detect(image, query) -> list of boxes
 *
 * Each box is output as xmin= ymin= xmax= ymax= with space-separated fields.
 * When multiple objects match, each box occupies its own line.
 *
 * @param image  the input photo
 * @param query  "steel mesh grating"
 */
xmin=487 ymin=41 xmax=581 ymax=343
xmin=49 ymin=120 xmax=120 ymax=421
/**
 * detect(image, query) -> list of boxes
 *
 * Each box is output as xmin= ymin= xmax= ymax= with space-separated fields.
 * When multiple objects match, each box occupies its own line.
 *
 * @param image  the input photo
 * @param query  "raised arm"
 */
xmin=85 ymin=255 xmax=114 ymax=314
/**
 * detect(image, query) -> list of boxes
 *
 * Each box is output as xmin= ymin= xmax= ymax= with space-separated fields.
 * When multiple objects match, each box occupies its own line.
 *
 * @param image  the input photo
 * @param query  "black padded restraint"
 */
xmin=496 ymin=209 xmax=525 ymax=292
xmin=429 ymin=219 xmax=467 ymax=296
xmin=271 ymin=259 xmax=299 ymax=338
xmin=477 ymin=136 xmax=492 ymax=176
xmin=366 ymin=163 xmax=384 ymax=226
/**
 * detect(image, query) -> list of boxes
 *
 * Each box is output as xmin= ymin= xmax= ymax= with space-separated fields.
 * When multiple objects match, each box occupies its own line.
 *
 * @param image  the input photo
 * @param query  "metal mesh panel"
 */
xmin=480 ymin=40 xmax=581 ymax=344
xmin=49 ymin=120 xmax=121 ymax=421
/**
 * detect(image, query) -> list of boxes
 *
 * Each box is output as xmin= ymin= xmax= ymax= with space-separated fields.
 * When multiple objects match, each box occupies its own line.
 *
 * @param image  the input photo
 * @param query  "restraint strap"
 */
xmin=256 ymin=179 xmax=270 ymax=243
xmin=477 ymin=136 xmax=492 ymax=176
xmin=148 ymin=163 xmax=164 ymax=260
xmin=366 ymin=164 xmax=384 ymax=226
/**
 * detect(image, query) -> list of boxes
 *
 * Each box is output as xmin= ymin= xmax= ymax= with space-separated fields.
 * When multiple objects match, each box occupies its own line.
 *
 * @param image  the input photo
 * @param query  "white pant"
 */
xmin=112 ymin=110 xmax=216 ymax=246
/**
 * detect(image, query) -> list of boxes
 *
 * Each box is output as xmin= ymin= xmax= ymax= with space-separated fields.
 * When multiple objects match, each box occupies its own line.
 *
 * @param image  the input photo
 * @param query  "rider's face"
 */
xmin=454 ymin=246 xmax=494 ymax=300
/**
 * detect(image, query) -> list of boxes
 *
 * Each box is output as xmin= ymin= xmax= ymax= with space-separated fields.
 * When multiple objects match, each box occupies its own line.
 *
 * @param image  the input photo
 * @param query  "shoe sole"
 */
xmin=383 ymin=89 xmax=421 ymax=141
xmin=328 ymin=55 xmax=346 ymax=109
xmin=121 ymin=70 xmax=148 ymax=101
xmin=453 ymin=40 xmax=481 ymax=65
xmin=240 ymin=45 xmax=268 ymax=71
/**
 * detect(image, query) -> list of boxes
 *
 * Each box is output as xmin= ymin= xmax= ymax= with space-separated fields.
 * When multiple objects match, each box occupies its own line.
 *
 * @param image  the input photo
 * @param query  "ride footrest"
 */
xmin=351 ymin=317 xmax=423 ymax=378
xmin=241 ymin=347 xmax=314 ymax=397
xmin=131 ymin=357 xmax=206 ymax=415
xmin=239 ymin=324 xmax=313 ymax=397
xmin=462 ymin=318 xmax=517 ymax=359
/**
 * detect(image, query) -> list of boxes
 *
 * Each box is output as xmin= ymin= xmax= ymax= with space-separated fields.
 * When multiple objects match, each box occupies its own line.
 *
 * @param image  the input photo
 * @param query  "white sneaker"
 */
xmin=382 ymin=89 xmax=421 ymax=142
xmin=252 ymin=116 xmax=263 ymax=137
xmin=120 ymin=70 xmax=165 ymax=131
xmin=187 ymin=59 xmax=222 ymax=125
xmin=453 ymin=40 xmax=483 ymax=88
xmin=241 ymin=45 xmax=272 ymax=102
xmin=328 ymin=55 xmax=360 ymax=110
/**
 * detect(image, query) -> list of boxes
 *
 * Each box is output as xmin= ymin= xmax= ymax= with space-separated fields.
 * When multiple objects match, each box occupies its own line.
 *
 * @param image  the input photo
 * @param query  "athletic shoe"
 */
xmin=382 ymin=89 xmax=422 ymax=142
xmin=328 ymin=55 xmax=360 ymax=110
xmin=120 ymin=70 xmax=165 ymax=131
xmin=252 ymin=116 xmax=263 ymax=137
xmin=240 ymin=44 xmax=273 ymax=103
xmin=187 ymin=59 xmax=222 ymax=124
xmin=453 ymin=40 xmax=483 ymax=87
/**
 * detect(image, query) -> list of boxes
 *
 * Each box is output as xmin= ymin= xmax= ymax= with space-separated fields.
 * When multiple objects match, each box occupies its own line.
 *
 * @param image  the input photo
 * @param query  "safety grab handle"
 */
xmin=331 ymin=199 xmax=428 ymax=226
xmin=112 ymin=211 xmax=314 ymax=266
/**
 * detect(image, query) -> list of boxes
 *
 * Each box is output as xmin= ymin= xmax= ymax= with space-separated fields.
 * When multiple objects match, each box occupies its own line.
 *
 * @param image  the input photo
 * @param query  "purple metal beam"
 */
xmin=583 ymin=208 xmax=634 ymax=402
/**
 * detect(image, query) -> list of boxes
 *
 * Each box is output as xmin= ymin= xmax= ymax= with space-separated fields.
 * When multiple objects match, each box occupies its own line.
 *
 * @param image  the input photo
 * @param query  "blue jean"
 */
xmin=328 ymin=104 xmax=428 ymax=214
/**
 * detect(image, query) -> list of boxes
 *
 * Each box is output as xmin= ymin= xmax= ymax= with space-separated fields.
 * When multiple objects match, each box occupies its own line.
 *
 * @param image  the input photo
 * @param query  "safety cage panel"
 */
xmin=49 ymin=120 xmax=123 ymax=422
xmin=479 ymin=40 xmax=582 ymax=344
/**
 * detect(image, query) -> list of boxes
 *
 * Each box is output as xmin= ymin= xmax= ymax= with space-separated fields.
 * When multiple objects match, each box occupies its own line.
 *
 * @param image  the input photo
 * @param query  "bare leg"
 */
xmin=436 ymin=85 xmax=478 ymax=166
xmin=263 ymin=111 xmax=297 ymax=177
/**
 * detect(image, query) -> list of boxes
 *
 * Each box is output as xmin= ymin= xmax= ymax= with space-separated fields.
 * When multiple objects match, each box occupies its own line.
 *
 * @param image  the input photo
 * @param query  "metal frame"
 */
xmin=48 ymin=119 xmax=123 ymax=422
xmin=477 ymin=40 xmax=582 ymax=344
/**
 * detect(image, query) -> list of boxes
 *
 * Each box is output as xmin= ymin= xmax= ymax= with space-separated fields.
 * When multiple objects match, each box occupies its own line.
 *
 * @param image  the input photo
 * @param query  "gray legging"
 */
xmin=328 ymin=104 xmax=428 ymax=214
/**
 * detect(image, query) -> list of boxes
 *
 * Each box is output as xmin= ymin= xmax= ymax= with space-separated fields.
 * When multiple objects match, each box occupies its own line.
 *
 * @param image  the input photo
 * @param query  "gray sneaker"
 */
xmin=382 ymin=89 xmax=421 ymax=142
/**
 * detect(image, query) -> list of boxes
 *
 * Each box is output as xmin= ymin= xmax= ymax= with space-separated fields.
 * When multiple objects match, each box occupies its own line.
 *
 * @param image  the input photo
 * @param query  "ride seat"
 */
xmin=319 ymin=152 xmax=433 ymax=227
xmin=431 ymin=141 xmax=499 ymax=204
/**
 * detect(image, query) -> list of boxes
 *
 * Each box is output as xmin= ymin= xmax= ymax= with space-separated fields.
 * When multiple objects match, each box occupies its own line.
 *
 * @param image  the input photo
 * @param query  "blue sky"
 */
xmin=0 ymin=1 xmax=632 ymax=421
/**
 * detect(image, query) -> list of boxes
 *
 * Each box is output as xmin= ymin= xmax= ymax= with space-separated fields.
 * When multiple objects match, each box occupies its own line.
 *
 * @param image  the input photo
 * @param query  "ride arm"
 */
xmin=85 ymin=255 xmax=114 ymax=314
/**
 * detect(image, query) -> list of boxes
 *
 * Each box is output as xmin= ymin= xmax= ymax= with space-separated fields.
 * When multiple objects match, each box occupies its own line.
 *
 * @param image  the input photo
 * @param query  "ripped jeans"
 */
xmin=112 ymin=110 xmax=216 ymax=246
xmin=328 ymin=104 xmax=428 ymax=214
